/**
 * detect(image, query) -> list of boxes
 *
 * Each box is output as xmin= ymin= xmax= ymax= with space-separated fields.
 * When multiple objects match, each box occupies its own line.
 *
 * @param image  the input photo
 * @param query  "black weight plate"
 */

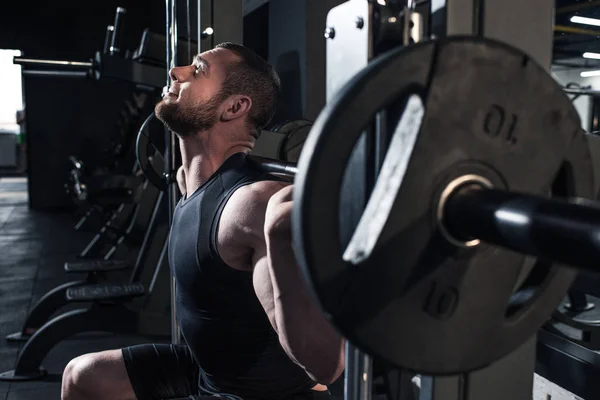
xmin=136 ymin=112 xmax=167 ymax=191
xmin=274 ymin=120 xmax=313 ymax=163
xmin=548 ymin=297 xmax=600 ymax=350
xmin=292 ymin=37 xmax=593 ymax=375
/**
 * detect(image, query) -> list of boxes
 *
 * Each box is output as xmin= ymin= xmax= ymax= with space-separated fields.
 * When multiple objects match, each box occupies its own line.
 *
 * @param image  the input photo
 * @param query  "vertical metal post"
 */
xmin=186 ymin=0 xmax=192 ymax=63
xmin=403 ymin=0 xmax=416 ymax=45
xmin=169 ymin=0 xmax=179 ymax=221
xmin=325 ymin=2 xmax=374 ymax=400
xmin=197 ymin=0 xmax=203 ymax=46
xmin=166 ymin=0 xmax=181 ymax=345
xmin=345 ymin=342 xmax=373 ymax=400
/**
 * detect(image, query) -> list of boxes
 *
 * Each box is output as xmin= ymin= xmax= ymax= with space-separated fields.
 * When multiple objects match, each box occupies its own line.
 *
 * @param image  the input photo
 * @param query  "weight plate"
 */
xmin=548 ymin=297 xmax=600 ymax=350
xmin=136 ymin=112 xmax=167 ymax=191
xmin=273 ymin=119 xmax=313 ymax=163
xmin=293 ymin=37 xmax=594 ymax=374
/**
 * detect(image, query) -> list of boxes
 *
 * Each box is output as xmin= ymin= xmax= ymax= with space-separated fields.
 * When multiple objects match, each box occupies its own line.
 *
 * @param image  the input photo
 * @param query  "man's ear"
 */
xmin=221 ymin=95 xmax=252 ymax=122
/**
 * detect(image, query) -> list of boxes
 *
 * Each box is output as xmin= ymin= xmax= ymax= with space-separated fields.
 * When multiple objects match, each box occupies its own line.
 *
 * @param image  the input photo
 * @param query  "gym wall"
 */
xmin=552 ymin=69 xmax=594 ymax=131
xmin=268 ymin=0 xmax=346 ymax=123
xmin=0 ymin=1 xmax=165 ymax=210
xmin=552 ymin=68 xmax=600 ymax=193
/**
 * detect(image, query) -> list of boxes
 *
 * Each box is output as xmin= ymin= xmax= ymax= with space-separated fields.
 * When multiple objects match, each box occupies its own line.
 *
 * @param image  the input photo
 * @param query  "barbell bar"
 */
xmin=254 ymin=159 xmax=600 ymax=277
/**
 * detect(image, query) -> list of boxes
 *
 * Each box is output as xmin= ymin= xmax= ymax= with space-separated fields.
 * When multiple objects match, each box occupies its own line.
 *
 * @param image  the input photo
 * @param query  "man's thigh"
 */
xmin=122 ymin=344 xmax=199 ymax=400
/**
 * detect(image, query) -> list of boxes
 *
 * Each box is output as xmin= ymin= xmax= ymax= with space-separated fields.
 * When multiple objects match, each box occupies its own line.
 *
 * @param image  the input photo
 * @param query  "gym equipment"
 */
xmin=270 ymin=119 xmax=313 ymax=163
xmin=292 ymin=0 xmax=596 ymax=398
xmin=292 ymin=35 xmax=593 ymax=375
xmin=76 ymin=156 xmax=164 ymax=260
xmin=247 ymin=155 xmax=297 ymax=181
xmin=5 ymin=174 xmax=163 ymax=342
xmin=65 ymin=90 xmax=156 ymax=212
xmin=158 ymin=0 xmax=593 ymax=399
xmin=13 ymin=8 xmax=192 ymax=90
xmin=544 ymin=261 xmax=600 ymax=353
xmin=537 ymin=328 xmax=600 ymax=400
xmin=67 ymin=168 xmax=143 ymax=208
xmin=228 ymin=119 xmax=313 ymax=163
xmin=546 ymin=292 xmax=600 ymax=350
xmin=0 ymin=192 xmax=172 ymax=381
xmin=136 ymin=113 xmax=169 ymax=191
xmin=7 ymin=142 xmax=163 ymax=343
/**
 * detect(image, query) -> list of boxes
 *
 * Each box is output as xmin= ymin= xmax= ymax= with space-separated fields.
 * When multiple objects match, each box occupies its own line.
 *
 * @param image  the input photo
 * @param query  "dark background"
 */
xmin=0 ymin=0 xmax=270 ymax=210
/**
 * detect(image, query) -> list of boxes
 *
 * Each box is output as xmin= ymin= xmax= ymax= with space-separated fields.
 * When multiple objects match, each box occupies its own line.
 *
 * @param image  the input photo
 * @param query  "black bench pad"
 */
xmin=66 ymin=283 xmax=146 ymax=302
xmin=64 ymin=259 xmax=131 ymax=273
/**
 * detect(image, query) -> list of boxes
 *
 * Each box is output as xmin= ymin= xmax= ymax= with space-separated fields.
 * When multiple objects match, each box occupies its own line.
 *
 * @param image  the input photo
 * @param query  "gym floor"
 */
xmin=0 ymin=178 xmax=158 ymax=400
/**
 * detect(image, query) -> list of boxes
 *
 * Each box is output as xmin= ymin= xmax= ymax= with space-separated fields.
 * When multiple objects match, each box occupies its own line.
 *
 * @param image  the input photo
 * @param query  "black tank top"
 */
xmin=168 ymin=153 xmax=316 ymax=400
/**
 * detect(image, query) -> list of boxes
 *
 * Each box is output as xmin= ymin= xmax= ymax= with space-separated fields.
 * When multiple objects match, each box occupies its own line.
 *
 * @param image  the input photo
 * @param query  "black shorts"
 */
xmin=123 ymin=344 xmax=200 ymax=400
xmin=122 ymin=344 xmax=332 ymax=400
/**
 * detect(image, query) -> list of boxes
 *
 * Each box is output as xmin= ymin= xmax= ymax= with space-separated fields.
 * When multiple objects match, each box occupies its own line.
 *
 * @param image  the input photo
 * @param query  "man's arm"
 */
xmin=218 ymin=182 xmax=345 ymax=384
xmin=262 ymin=185 xmax=345 ymax=384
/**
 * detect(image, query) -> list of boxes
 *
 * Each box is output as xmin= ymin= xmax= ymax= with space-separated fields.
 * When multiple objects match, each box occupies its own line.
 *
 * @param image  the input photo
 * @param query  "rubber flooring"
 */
xmin=0 ymin=178 xmax=165 ymax=400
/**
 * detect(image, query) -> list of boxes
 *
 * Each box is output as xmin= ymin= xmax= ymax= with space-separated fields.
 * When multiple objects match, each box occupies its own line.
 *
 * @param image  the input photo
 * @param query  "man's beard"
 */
xmin=155 ymin=92 xmax=226 ymax=137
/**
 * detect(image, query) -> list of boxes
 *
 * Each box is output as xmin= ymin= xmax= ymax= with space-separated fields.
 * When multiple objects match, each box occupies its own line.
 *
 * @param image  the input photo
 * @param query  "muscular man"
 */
xmin=61 ymin=42 xmax=345 ymax=400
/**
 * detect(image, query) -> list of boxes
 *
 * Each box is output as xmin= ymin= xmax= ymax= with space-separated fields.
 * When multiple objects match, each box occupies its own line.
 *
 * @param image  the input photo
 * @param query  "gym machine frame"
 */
xmin=12 ymin=8 xmax=193 ymax=91
xmin=323 ymin=0 xmax=558 ymax=399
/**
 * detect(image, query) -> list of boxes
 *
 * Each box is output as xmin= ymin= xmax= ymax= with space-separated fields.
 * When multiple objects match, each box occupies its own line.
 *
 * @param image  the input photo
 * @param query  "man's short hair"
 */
xmin=215 ymin=42 xmax=281 ymax=138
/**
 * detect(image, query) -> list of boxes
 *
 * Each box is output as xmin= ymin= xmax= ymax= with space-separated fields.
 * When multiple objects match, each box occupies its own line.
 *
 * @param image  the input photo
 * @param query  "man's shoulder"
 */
xmin=217 ymin=180 xmax=289 ymax=268
xmin=221 ymin=179 xmax=289 ymax=232
xmin=231 ymin=180 xmax=289 ymax=206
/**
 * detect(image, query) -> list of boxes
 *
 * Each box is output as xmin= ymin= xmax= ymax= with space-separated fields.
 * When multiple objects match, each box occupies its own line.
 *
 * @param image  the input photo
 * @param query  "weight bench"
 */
xmin=0 ymin=191 xmax=171 ymax=381
xmin=5 ymin=186 xmax=164 ymax=344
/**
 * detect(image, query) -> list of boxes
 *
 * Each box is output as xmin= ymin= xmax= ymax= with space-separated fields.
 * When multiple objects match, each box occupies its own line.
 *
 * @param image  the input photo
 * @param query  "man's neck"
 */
xmin=179 ymin=126 xmax=253 ymax=195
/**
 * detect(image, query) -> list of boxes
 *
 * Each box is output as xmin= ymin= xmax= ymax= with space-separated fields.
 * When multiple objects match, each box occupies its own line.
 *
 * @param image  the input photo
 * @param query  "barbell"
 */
xmin=136 ymin=35 xmax=600 ymax=376
xmin=292 ymin=36 xmax=595 ymax=375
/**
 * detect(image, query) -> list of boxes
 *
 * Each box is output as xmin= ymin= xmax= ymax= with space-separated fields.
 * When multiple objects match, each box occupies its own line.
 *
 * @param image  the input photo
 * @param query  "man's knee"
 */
xmin=62 ymin=350 xmax=131 ymax=400
xmin=63 ymin=353 xmax=102 ymax=399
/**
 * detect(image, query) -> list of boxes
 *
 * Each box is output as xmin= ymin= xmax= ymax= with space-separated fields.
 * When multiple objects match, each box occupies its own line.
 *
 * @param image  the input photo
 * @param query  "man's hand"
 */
xmin=264 ymin=184 xmax=293 ymax=241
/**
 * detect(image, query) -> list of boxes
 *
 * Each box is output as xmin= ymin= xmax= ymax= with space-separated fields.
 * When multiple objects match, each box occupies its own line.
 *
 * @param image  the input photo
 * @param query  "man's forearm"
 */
xmin=265 ymin=235 xmax=345 ymax=384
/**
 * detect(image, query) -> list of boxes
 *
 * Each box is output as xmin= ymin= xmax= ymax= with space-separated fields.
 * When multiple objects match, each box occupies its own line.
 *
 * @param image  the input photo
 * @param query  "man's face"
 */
xmin=155 ymin=48 xmax=238 ymax=136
